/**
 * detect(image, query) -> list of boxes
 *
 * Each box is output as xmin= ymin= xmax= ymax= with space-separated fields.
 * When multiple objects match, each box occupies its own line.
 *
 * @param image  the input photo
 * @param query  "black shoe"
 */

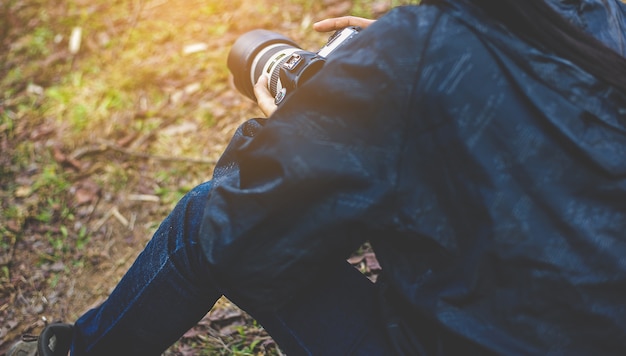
xmin=7 ymin=323 xmax=73 ymax=356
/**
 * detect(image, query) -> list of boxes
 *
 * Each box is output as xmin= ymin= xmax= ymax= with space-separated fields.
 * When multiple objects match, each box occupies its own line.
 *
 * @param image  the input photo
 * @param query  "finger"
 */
xmin=254 ymin=73 xmax=268 ymax=93
xmin=253 ymin=74 xmax=269 ymax=103
xmin=253 ymin=75 xmax=277 ymax=117
xmin=313 ymin=16 xmax=375 ymax=32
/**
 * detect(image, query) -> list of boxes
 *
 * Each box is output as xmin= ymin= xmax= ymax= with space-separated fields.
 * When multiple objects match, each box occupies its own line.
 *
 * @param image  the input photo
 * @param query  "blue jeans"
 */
xmin=71 ymin=181 xmax=394 ymax=355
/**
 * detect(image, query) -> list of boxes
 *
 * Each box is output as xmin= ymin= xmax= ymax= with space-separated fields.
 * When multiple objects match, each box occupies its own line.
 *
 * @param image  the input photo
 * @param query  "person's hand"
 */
xmin=253 ymin=16 xmax=375 ymax=117
xmin=253 ymin=74 xmax=278 ymax=117
xmin=313 ymin=16 xmax=375 ymax=32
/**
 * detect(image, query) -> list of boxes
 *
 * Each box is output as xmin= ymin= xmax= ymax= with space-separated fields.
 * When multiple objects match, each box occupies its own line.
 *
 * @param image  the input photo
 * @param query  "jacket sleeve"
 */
xmin=198 ymin=8 xmax=429 ymax=311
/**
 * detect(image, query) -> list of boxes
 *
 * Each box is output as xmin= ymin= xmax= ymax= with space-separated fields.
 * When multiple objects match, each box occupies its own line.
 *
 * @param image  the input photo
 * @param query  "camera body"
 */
xmin=228 ymin=26 xmax=361 ymax=105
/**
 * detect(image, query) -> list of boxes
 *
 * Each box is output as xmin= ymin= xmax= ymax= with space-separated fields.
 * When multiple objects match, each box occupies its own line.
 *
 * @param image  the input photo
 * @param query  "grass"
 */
xmin=0 ymin=0 xmax=420 ymax=354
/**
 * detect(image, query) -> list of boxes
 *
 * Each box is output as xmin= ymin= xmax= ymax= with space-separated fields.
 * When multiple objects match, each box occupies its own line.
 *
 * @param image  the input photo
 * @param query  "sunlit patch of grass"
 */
xmin=44 ymin=75 xmax=134 ymax=138
xmin=38 ymin=16 xmax=231 ymax=148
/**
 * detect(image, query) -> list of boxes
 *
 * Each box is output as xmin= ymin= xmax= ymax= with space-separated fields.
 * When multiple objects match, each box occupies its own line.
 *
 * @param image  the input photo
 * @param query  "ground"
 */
xmin=0 ymin=0 xmax=409 ymax=354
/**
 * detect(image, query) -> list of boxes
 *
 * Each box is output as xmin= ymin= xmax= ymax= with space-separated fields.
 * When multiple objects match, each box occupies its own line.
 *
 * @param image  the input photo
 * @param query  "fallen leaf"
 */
xmin=182 ymin=326 xmax=205 ymax=339
xmin=364 ymin=252 xmax=382 ymax=271
xmin=71 ymin=179 xmax=100 ymax=206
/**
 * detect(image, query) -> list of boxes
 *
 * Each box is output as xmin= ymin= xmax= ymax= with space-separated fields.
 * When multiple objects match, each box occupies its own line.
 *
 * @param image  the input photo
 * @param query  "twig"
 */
xmin=128 ymin=194 xmax=160 ymax=202
xmin=111 ymin=207 xmax=130 ymax=228
xmin=93 ymin=208 xmax=113 ymax=232
xmin=70 ymin=140 xmax=217 ymax=165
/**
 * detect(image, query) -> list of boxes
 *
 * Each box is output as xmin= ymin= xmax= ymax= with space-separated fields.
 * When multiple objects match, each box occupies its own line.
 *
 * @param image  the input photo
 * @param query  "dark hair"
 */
xmin=440 ymin=0 xmax=626 ymax=93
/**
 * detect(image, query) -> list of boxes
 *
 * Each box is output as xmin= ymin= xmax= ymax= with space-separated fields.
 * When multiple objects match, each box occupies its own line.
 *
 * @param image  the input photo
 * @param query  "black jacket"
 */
xmin=200 ymin=1 xmax=626 ymax=354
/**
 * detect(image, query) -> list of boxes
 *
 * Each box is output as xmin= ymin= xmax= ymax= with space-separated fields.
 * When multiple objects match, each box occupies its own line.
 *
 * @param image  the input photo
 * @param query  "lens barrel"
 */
xmin=227 ymin=29 xmax=300 ymax=101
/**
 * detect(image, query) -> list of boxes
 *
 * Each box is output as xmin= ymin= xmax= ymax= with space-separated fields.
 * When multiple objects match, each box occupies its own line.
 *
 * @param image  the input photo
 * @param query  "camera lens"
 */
xmin=227 ymin=29 xmax=300 ymax=101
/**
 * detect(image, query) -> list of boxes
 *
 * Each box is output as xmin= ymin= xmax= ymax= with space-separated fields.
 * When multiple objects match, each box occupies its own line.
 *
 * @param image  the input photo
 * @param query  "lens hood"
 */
xmin=227 ymin=29 xmax=299 ymax=101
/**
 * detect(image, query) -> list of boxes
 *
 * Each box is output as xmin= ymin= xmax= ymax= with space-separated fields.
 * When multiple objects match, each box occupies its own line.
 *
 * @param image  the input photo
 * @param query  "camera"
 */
xmin=227 ymin=26 xmax=361 ymax=105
